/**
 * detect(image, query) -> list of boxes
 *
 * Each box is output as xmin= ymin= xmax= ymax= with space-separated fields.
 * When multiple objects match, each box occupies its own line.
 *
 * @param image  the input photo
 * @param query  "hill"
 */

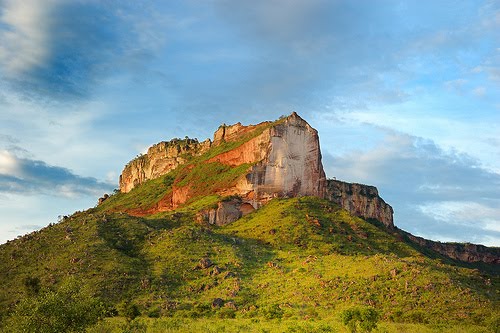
xmin=0 ymin=113 xmax=498 ymax=332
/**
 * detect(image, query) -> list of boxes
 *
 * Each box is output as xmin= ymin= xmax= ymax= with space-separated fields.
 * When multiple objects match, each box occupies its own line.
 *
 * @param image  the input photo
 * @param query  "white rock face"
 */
xmin=246 ymin=112 xmax=326 ymax=204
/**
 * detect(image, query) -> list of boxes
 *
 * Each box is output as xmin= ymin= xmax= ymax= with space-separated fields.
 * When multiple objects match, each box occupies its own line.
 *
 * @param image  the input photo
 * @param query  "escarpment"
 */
xmin=118 ymin=112 xmax=393 ymax=226
xmin=401 ymin=231 xmax=500 ymax=264
xmin=115 ymin=112 xmax=497 ymax=264
xmin=208 ymin=112 xmax=327 ymax=203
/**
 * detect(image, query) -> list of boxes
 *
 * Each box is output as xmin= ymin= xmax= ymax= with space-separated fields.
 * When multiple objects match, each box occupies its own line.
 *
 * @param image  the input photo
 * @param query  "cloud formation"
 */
xmin=0 ymin=0 xmax=159 ymax=99
xmin=0 ymin=150 xmax=113 ymax=197
xmin=328 ymin=130 xmax=500 ymax=246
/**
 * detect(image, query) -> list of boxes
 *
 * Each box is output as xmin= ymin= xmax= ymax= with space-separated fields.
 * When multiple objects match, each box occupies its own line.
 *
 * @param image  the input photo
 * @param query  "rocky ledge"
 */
xmin=325 ymin=180 xmax=394 ymax=229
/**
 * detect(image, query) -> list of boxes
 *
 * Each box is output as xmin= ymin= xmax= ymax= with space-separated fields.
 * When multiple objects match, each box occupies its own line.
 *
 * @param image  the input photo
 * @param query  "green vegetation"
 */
xmin=2 ymin=278 xmax=105 ymax=333
xmin=0 ymin=117 xmax=498 ymax=331
xmin=0 ymin=197 xmax=498 ymax=332
xmin=341 ymin=306 xmax=380 ymax=332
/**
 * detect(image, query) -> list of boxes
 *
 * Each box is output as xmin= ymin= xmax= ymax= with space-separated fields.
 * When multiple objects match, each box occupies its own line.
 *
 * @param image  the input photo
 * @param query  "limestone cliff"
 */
xmin=325 ymin=180 xmax=394 ymax=228
xmin=119 ymin=138 xmax=211 ymax=193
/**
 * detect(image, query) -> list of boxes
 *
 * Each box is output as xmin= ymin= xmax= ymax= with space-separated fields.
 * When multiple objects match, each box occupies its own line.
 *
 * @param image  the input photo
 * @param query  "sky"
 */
xmin=0 ymin=0 xmax=499 ymax=246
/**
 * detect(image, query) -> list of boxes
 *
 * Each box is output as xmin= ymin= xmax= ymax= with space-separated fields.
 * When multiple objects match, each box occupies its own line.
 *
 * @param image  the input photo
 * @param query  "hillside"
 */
xmin=0 ymin=113 xmax=499 ymax=332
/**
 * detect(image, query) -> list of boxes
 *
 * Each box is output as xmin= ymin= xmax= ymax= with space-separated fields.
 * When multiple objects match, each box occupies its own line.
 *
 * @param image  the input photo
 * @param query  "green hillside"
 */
xmin=1 ymin=194 xmax=498 ymax=332
xmin=0 ymin=119 xmax=498 ymax=332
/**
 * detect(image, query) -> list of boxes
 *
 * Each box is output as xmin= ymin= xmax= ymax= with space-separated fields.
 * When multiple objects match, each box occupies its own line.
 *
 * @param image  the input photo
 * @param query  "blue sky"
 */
xmin=0 ymin=0 xmax=499 ymax=246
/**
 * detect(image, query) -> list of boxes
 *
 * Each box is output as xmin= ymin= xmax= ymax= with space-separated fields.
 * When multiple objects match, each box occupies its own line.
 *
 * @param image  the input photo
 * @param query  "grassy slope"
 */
xmin=1 ymin=197 xmax=498 ymax=331
xmin=0 ymin=117 xmax=498 ymax=331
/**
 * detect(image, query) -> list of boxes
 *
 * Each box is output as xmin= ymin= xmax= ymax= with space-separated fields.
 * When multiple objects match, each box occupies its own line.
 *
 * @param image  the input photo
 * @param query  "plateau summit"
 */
xmin=118 ymin=112 xmax=393 ymax=228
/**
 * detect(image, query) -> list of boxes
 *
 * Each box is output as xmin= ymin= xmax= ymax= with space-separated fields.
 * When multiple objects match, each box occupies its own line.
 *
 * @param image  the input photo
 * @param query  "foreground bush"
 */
xmin=2 ymin=278 xmax=106 ymax=333
xmin=341 ymin=306 xmax=380 ymax=333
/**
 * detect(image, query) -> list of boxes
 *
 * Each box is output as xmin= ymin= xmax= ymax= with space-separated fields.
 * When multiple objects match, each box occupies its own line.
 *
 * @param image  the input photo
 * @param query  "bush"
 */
xmin=2 ymin=278 xmax=105 ymax=333
xmin=341 ymin=306 xmax=380 ymax=333
xmin=261 ymin=304 xmax=284 ymax=319
xmin=117 ymin=301 xmax=141 ymax=322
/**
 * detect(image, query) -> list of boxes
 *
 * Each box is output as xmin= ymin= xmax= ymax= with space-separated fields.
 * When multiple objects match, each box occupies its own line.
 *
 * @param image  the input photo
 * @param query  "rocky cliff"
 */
xmin=114 ymin=112 xmax=499 ymax=264
xmin=401 ymin=231 xmax=500 ymax=264
xmin=118 ymin=113 xmax=391 ymax=227
xmin=208 ymin=112 xmax=327 ymax=205
xmin=119 ymin=138 xmax=211 ymax=193
xmin=325 ymin=180 xmax=394 ymax=228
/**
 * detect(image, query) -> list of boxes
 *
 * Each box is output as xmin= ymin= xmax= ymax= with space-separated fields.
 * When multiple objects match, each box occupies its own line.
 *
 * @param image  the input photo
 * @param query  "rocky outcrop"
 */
xmin=119 ymin=138 xmax=211 ymax=193
xmin=118 ymin=113 xmax=393 ymax=229
xmin=325 ymin=180 xmax=394 ymax=228
xmin=248 ymin=113 xmax=327 ymax=202
xmin=196 ymin=198 xmax=254 ymax=226
xmin=208 ymin=112 xmax=327 ymax=206
xmin=401 ymin=231 xmax=500 ymax=264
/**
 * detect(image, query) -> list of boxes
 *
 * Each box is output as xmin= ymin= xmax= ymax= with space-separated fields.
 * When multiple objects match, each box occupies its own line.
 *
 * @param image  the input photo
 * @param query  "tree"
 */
xmin=341 ymin=306 xmax=380 ymax=333
xmin=3 ymin=278 xmax=105 ymax=333
xmin=23 ymin=276 xmax=41 ymax=296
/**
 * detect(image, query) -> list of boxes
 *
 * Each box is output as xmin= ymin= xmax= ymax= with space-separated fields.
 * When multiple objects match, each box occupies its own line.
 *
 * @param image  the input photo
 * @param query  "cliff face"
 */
xmin=401 ymin=231 xmax=500 ymax=264
xmin=118 ymin=113 xmax=390 ymax=228
xmin=325 ymin=180 xmax=394 ymax=229
xmin=207 ymin=113 xmax=326 ymax=206
xmin=119 ymin=138 xmax=211 ymax=193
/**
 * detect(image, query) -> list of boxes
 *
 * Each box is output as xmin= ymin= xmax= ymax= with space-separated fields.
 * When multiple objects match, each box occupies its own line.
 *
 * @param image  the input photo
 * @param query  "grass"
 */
xmin=2 ymin=197 xmax=497 ymax=332
xmin=90 ymin=317 xmax=498 ymax=333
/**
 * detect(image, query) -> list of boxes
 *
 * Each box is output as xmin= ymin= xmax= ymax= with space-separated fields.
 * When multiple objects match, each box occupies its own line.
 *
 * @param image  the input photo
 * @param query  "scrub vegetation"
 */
xmin=0 ymin=117 xmax=498 ymax=332
xmin=0 ymin=197 xmax=498 ymax=332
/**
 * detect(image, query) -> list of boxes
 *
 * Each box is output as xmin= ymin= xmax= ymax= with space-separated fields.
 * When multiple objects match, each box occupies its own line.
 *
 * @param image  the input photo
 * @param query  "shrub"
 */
xmin=117 ymin=301 xmax=141 ymax=322
xmin=261 ymin=304 xmax=284 ymax=319
xmin=3 ymin=278 xmax=105 ymax=333
xmin=341 ymin=306 xmax=380 ymax=333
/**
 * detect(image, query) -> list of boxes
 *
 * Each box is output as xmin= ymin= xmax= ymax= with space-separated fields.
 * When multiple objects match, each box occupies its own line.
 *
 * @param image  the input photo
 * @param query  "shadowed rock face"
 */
xmin=325 ymin=180 xmax=394 ymax=229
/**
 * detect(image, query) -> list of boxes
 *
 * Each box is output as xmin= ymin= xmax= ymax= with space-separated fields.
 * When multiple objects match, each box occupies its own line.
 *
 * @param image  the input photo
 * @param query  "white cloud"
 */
xmin=0 ymin=0 xmax=58 ymax=76
xmin=418 ymin=201 xmax=500 ymax=232
xmin=326 ymin=127 xmax=500 ymax=246
xmin=0 ymin=150 xmax=19 ymax=176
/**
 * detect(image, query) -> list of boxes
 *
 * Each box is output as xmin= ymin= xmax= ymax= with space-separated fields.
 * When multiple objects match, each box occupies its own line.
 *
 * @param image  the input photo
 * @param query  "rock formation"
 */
xmin=116 ymin=112 xmax=499 ymax=264
xmin=325 ymin=180 xmax=394 ymax=228
xmin=208 ymin=112 xmax=326 ymax=205
xmin=196 ymin=198 xmax=254 ymax=226
xmin=401 ymin=231 xmax=500 ymax=264
xmin=119 ymin=112 xmax=391 ymax=227
xmin=119 ymin=138 xmax=211 ymax=193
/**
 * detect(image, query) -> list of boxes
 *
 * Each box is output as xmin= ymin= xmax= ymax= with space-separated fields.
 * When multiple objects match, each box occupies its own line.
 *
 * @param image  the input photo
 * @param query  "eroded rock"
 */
xmin=325 ymin=180 xmax=394 ymax=228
